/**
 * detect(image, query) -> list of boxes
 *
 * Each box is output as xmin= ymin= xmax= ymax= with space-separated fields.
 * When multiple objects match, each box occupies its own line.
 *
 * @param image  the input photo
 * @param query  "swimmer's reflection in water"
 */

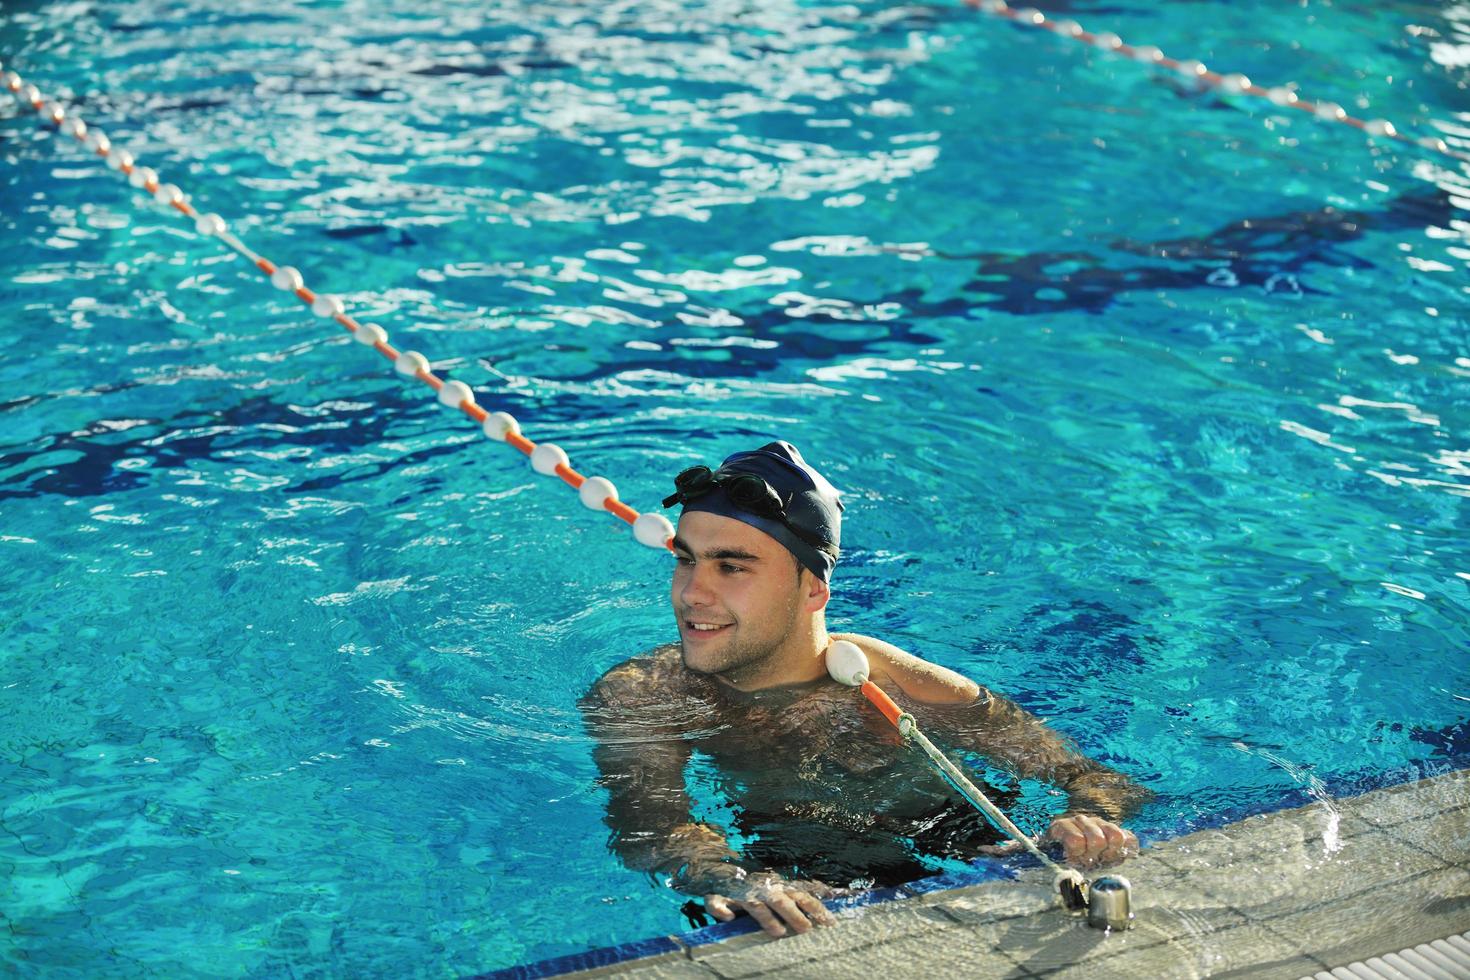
xmin=579 ymin=442 xmax=1152 ymax=939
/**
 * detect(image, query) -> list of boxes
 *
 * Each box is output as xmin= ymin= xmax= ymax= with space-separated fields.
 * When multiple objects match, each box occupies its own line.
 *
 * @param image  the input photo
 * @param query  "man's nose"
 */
xmin=679 ymin=564 xmax=716 ymax=606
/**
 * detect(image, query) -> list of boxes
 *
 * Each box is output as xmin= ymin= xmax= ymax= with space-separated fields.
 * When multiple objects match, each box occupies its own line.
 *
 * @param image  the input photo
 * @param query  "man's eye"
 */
xmin=675 ymin=555 xmax=694 ymax=566
xmin=720 ymin=563 xmax=745 ymax=574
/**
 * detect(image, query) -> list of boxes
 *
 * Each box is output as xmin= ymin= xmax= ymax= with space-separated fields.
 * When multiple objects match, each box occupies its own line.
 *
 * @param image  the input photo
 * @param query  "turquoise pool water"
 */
xmin=2 ymin=0 xmax=1468 ymax=974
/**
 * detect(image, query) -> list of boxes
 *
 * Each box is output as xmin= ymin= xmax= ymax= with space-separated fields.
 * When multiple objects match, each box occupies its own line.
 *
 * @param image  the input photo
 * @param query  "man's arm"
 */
xmin=579 ymin=657 xmax=743 ymax=896
xmin=952 ymin=683 xmax=1153 ymax=866
xmin=955 ymin=685 xmax=1153 ymax=822
xmin=580 ymin=653 xmax=839 ymax=936
xmin=837 ymin=634 xmax=1152 ymax=866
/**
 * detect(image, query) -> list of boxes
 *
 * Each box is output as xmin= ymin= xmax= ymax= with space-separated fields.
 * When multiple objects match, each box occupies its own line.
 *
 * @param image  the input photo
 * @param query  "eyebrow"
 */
xmin=671 ymin=536 xmax=764 ymax=562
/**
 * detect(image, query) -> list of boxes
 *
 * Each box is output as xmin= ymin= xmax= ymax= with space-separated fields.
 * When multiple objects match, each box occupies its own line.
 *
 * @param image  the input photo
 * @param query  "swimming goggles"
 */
xmin=662 ymin=465 xmax=827 ymax=549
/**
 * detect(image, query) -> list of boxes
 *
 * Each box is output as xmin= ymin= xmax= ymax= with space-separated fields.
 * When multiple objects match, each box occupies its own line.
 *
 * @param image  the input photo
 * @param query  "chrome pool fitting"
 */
xmin=1085 ymin=875 xmax=1134 ymax=931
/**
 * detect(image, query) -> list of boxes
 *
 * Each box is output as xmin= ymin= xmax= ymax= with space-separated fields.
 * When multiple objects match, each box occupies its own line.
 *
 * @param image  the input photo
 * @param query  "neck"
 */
xmin=716 ymin=613 xmax=831 ymax=693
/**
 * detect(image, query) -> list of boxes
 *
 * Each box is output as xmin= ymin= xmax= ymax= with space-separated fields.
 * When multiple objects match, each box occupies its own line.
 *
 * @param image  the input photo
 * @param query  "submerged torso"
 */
xmin=644 ymin=645 xmax=1013 ymax=887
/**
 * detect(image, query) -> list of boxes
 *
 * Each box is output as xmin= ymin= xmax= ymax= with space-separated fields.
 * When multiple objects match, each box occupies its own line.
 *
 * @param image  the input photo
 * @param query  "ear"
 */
xmin=802 ymin=569 xmax=831 ymax=614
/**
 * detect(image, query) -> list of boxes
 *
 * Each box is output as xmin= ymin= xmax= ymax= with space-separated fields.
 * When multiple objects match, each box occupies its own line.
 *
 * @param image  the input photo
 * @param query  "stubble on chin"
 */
xmin=680 ymin=637 xmax=734 ymax=677
xmin=680 ymin=633 xmax=757 ymax=682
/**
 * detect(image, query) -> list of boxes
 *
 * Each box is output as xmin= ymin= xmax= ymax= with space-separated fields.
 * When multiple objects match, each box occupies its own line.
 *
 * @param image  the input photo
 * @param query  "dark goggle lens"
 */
xmin=664 ymin=466 xmax=715 ymax=508
xmin=722 ymin=473 xmax=782 ymax=515
xmin=674 ymin=466 xmax=713 ymax=492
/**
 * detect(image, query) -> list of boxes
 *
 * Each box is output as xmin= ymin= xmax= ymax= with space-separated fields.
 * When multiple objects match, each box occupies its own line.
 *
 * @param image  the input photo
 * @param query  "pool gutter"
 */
xmin=486 ymin=767 xmax=1470 ymax=978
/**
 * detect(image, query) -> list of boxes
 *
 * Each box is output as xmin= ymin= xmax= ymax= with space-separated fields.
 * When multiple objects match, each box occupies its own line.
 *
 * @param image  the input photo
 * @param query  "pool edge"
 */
xmin=476 ymin=759 xmax=1470 ymax=978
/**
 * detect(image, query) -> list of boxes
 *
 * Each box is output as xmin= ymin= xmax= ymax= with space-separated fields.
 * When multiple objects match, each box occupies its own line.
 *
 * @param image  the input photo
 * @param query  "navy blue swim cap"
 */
xmin=677 ymin=441 xmax=843 ymax=581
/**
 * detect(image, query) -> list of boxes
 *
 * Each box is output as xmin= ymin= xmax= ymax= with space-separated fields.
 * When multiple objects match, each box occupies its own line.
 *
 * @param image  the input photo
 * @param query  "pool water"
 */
xmin=2 ymin=0 xmax=1468 ymax=974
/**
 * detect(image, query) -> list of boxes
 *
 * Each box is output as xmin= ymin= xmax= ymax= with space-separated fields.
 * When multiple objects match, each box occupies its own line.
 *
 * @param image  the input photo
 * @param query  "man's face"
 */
xmin=671 ymin=510 xmax=806 ymax=680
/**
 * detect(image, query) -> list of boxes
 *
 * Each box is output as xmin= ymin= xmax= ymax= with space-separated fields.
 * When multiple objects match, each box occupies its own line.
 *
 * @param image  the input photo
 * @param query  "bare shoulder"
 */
xmin=831 ymin=632 xmax=982 ymax=705
xmin=583 ymin=644 xmax=688 ymax=710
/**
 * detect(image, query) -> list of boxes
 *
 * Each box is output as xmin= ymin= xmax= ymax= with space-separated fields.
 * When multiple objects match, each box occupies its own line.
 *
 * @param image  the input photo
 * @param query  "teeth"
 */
xmin=690 ymin=623 xmax=726 ymax=631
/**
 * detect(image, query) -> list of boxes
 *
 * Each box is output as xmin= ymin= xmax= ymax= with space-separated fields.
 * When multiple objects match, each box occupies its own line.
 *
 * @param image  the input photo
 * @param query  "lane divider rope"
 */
xmin=11 ymin=58 xmax=1117 ymax=913
xmin=826 ymin=640 xmax=1090 ymax=910
xmin=1 ymin=62 xmax=677 ymax=554
xmin=963 ymin=0 xmax=1470 ymax=164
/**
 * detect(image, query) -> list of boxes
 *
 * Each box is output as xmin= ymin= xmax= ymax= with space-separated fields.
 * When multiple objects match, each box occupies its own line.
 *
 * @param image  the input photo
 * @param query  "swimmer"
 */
xmin=580 ymin=441 xmax=1151 ymax=939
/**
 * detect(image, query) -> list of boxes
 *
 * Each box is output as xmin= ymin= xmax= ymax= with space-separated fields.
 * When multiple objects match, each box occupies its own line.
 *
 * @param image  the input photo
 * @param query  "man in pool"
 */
xmin=580 ymin=441 xmax=1151 ymax=939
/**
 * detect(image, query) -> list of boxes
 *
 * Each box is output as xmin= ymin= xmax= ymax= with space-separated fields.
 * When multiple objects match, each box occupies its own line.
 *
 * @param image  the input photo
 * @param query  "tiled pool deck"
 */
xmin=532 ymin=768 xmax=1470 ymax=979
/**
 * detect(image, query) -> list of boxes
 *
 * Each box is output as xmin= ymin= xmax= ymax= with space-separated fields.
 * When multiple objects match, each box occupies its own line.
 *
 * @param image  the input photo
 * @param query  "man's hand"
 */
xmin=1045 ymin=813 xmax=1138 ymax=868
xmin=705 ymin=872 xmax=839 ymax=938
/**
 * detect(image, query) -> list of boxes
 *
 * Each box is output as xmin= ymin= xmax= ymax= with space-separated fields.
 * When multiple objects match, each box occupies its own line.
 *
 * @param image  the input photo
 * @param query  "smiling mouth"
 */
xmin=683 ymin=621 xmax=732 ymax=636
